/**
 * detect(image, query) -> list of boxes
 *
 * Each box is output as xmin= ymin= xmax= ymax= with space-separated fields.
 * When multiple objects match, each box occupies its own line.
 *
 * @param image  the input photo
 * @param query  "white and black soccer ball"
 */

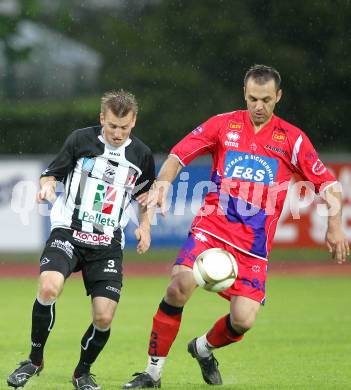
xmin=193 ymin=248 xmax=238 ymax=292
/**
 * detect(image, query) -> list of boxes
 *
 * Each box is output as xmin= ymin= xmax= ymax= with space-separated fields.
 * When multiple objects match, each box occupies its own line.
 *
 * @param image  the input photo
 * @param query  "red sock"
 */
xmin=206 ymin=314 xmax=244 ymax=348
xmin=148 ymin=299 xmax=183 ymax=357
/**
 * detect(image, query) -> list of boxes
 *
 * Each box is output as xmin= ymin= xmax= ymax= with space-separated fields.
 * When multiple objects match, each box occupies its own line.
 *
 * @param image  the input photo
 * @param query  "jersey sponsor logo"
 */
xmin=224 ymin=131 xmax=240 ymax=148
xmin=93 ymin=183 xmax=116 ymax=214
xmin=227 ymin=121 xmax=243 ymax=132
xmin=73 ymin=230 xmax=112 ymax=245
xmin=82 ymin=157 xmax=96 ymax=173
xmin=224 ymin=151 xmax=278 ymax=185
xmin=264 ymin=144 xmax=288 ymax=156
xmin=125 ymin=167 xmax=138 ymax=187
xmin=104 ymin=268 xmax=118 ymax=273
xmin=108 ymin=151 xmax=120 ymax=156
xmin=106 ymin=285 xmax=121 ymax=294
xmin=252 ymin=265 xmax=261 ymax=273
xmin=224 ymin=141 xmax=239 ymax=148
xmin=312 ymin=159 xmax=327 ymax=175
xmin=81 ymin=211 xmax=117 ymax=227
xmin=272 ymin=131 xmax=287 ymax=143
xmin=103 ymin=162 xmax=116 ymax=183
xmin=50 ymin=239 xmax=74 ymax=258
xmin=194 ymin=232 xmax=207 ymax=242
xmin=79 ymin=183 xmax=118 ymax=227
xmin=40 ymin=257 xmax=51 ymax=266
xmin=227 ymin=131 xmax=240 ymax=141
xmin=125 ymin=174 xmax=137 ymax=187
xmin=192 ymin=126 xmax=203 ymax=135
xmin=250 ymin=143 xmax=258 ymax=152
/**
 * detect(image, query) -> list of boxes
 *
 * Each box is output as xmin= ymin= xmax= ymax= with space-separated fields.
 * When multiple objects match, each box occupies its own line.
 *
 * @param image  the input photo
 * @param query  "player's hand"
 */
xmin=134 ymin=226 xmax=151 ymax=254
xmin=136 ymin=191 xmax=152 ymax=206
xmin=136 ymin=185 xmax=168 ymax=216
xmin=325 ymin=227 xmax=349 ymax=264
xmin=36 ymin=181 xmax=57 ymax=203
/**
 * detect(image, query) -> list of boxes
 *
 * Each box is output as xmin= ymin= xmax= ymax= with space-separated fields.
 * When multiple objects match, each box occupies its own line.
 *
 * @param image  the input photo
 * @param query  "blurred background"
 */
xmin=0 ymin=0 xmax=350 ymax=261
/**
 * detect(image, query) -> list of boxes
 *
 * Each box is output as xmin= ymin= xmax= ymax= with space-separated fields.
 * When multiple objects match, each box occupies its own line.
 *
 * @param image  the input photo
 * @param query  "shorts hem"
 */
xmin=218 ymin=290 xmax=265 ymax=305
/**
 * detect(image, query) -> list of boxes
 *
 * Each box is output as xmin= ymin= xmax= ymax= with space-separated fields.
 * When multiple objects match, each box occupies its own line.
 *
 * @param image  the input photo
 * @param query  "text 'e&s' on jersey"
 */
xmin=170 ymin=110 xmax=336 ymax=260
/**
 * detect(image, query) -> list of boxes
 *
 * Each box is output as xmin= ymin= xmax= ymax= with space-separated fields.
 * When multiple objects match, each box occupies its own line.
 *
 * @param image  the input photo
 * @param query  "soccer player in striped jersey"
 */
xmin=7 ymin=90 xmax=155 ymax=390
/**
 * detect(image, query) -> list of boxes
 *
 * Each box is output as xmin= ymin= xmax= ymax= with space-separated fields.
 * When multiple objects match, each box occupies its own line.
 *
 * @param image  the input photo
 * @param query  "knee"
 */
xmin=166 ymin=280 xmax=192 ymax=305
xmin=38 ymin=272 xmax=64 ymax=303
xmin=39 ymin=279 xmax=61 ymax=302
xmin=231 ymin=315 xmax=256 ymax=334
xmin=93 ymin=312 xmax=114 ymax=329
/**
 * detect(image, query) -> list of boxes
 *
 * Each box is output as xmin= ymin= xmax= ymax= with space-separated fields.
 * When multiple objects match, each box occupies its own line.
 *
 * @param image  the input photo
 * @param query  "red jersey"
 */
xmin=170 ymin=110 xmax=336 ymax=260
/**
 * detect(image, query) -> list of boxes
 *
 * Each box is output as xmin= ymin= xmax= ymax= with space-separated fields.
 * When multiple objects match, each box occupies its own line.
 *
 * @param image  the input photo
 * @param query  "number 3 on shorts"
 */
xmin=107 ymin=260 xmax=115 ymax=268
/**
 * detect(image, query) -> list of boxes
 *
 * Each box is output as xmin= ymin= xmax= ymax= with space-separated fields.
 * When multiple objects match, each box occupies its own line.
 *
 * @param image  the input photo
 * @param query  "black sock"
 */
xmin=29 ymin=299 xmax=56 ymax=365
xmin=226 ymin=314 xmax=244 ymax=337
xmin=74 ymin=324 xmax=110 ymax=378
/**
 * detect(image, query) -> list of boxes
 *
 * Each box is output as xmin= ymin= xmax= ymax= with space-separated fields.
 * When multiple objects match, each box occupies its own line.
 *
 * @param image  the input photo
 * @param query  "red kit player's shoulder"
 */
xmin=216 ymin=110 xmax=244 ymax=121
xmin=213 ymin=110 xmax=245 ymax=132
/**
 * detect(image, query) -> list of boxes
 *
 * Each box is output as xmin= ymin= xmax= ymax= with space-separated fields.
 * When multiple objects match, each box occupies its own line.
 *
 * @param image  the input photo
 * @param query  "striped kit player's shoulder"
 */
xmin=43 ymin=125 xmax=156 ymax=247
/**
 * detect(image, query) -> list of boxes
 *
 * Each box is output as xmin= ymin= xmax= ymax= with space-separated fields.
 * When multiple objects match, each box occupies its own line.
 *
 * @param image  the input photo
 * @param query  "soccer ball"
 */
xmin=193 ymin=248 xmax=238 ymax=292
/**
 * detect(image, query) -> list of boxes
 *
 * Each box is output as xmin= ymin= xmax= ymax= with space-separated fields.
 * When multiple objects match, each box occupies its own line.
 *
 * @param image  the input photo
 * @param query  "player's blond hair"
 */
xmin=101 ymin=90 xmax=138 ymax=117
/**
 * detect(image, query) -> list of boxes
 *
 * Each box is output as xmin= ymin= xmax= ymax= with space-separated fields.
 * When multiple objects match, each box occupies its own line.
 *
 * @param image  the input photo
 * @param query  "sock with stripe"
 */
xmin=29 ymin=298 xmax=56 ymax=366
xmin=205 ymin=314 xmax=244 ymax=350
xmin=145 ymin=299 xmax=183 ymax=380
xmin=74 ymin=324 xmax=110 ymax=378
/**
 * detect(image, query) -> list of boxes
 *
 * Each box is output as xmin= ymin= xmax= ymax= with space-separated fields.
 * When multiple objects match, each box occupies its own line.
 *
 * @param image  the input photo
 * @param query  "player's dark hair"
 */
xmin=101 ymin=90 xmax=138 ymax=117
xmin=244 ymin=64 xmax=281 ymax=91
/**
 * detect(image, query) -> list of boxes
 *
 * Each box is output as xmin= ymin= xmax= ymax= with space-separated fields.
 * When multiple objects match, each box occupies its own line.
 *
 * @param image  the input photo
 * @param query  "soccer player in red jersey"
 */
xmin=122 ymin=65 xmax=349 ymax=388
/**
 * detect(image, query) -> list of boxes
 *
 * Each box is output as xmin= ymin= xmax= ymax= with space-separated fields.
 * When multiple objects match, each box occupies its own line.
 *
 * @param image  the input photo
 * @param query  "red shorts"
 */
xmin=175 ymin=230 xmax=267 ymax=304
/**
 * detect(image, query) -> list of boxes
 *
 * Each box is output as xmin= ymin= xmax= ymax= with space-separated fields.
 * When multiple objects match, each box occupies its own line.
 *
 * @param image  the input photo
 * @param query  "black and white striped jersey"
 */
xmin=41 ymin=126 xmax=155 ymax=248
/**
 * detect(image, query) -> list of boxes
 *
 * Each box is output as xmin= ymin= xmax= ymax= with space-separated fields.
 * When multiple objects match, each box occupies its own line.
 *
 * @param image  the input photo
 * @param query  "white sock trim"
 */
xmin=145 ymin=356 xmax=166 ymax=381
xmin=48 ymin=303 xmax=55 ymax=331
xmin=196 ymin=335 xmax=213 ymax=357
xmin=36 ymin=296 xmax=56 ymax=306
xmin=81 ymin=326 xmax=95 ymax=351
xmin=93 ymin=324 xmax=110 ymax=332
xmin=35 ymin=297 xmax=55 ymax=331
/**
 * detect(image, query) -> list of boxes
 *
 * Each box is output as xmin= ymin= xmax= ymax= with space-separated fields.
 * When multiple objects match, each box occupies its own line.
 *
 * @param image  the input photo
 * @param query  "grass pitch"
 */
xmin=1 ymin=275 xmax=350 ymax=389
xmin=0 ymin=247 xmax=333 ymax=264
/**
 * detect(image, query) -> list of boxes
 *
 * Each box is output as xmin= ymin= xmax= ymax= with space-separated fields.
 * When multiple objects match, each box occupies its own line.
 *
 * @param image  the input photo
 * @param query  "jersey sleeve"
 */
xmin=170 ymin=116 xmax=220 ymax=166
xmin=292 ymin=132 xmax=337 ymax=193
xmin=132 ymin=150 xmax=156 ymax=198
xmin=41 ymin=131 xmax=77 ymax=181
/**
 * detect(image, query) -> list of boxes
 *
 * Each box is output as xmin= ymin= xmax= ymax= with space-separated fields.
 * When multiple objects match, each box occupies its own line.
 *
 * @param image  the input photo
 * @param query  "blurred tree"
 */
xmin=0 ymin=0 xmax=40 ymax=98
xmin=1 ymin=0 xmax=350 ymax=153
xmin=116 ymin=0 xmax=351 ymax=152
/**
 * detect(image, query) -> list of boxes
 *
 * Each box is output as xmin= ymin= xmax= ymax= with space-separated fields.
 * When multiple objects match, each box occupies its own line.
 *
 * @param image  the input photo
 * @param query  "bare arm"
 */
xmin=36 ymin=176 xmax=57 ymax=203
xmin=323 ymin=183 xmax=349 ymax=263
xmin=156 ymin=155 xmax=183 ymax=210
xmin=158 ymin=155 xmax=184 ymax=182
xmin=137 ymin=155 xmax=183 ymax=215
xmin=134 ymin=202 xmax=156 ymax=254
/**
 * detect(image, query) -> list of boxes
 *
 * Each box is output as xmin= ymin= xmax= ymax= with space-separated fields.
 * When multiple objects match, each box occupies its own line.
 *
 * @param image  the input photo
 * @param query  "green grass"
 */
xmin=126 ymin=247 xmax=332 ymax=262
xmin=0 ymin=247 xmax=332 ymax=264
xmin=1 ymin=275 xmax=350 ymax=389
